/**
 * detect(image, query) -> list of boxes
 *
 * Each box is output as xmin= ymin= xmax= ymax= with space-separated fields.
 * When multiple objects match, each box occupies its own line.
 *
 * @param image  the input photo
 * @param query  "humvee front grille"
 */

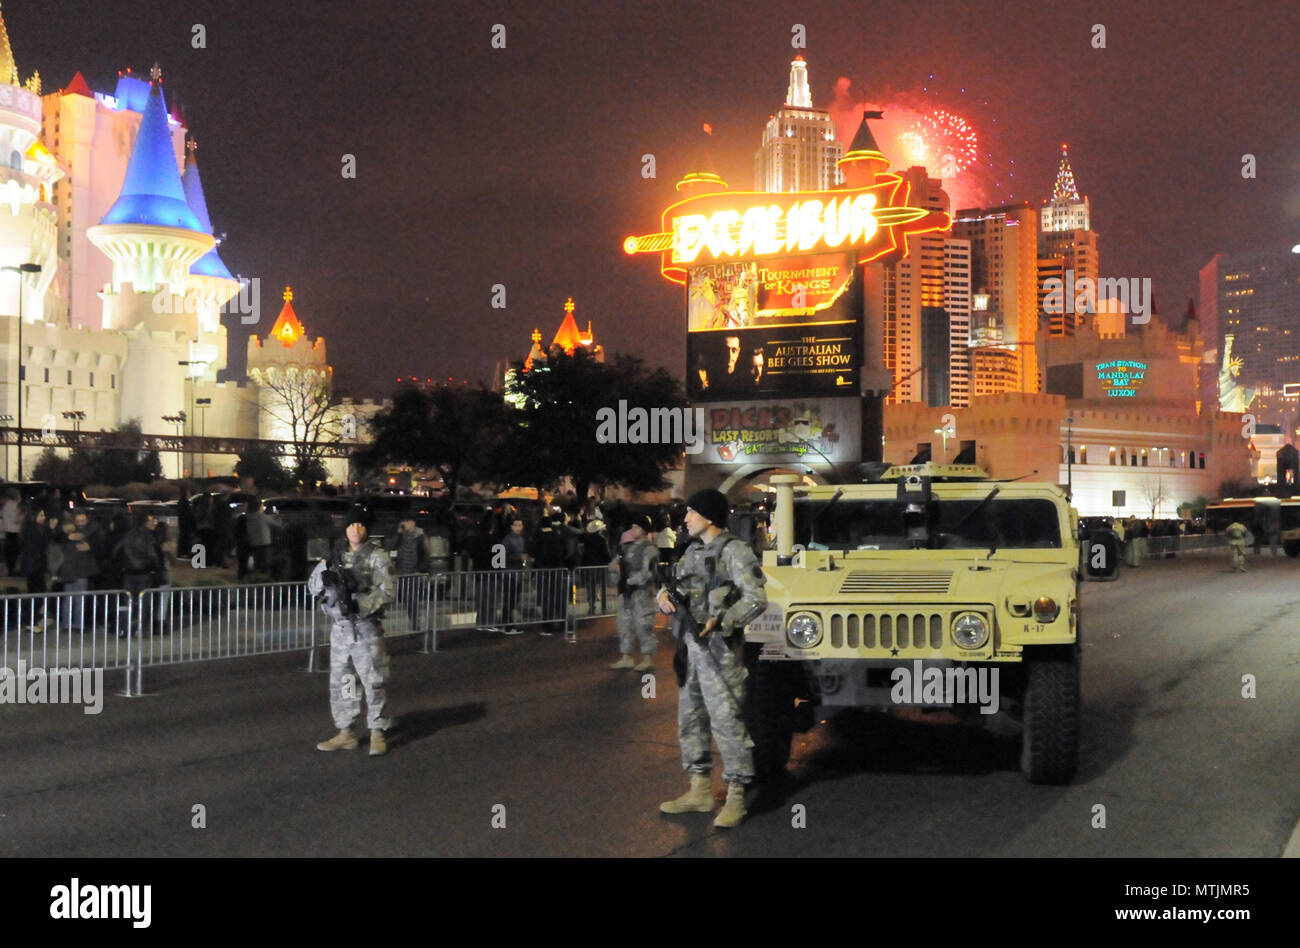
xmin=828 ymin=611 xmax=946 ymax=651
xmin=838 ymin=571 xmax=953 ymax=595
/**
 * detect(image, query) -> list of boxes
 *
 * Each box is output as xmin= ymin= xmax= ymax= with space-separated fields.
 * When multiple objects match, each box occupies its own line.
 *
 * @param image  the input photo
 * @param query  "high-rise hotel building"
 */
xmin=1200 ymin=248 xmax=1300 ymax=425
xmin=753 ymin=56 xmax=842 ymax=192
xmin=1037 ymin=145 xmax=1099 ymax=337
xmin=953 ymin=204 xmax=1040 ymax=395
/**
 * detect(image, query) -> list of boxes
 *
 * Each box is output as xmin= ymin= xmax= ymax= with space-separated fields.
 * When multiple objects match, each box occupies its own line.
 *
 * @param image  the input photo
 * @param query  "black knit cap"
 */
xmin=686 ymin=489 xmax=729 ymax=527
xmin=629 ymin=513 xmax=653 ymax=534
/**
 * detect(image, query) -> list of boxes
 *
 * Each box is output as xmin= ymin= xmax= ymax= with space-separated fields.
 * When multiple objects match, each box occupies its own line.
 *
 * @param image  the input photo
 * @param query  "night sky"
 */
xmin=13 ymin=0 xmax=1300 ymax=398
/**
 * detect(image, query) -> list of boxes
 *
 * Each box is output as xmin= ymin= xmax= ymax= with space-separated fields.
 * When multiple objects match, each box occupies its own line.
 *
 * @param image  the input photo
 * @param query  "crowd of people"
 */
xmin=456 ymin=501 xmax=684 ymax=636
xmin=1 ymin=487 xmax=170 ymax=634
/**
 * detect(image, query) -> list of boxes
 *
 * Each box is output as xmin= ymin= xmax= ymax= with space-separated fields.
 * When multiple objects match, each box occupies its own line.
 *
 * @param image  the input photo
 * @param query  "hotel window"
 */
xmin=1079 ymin=446 xmax=1087 ymax=464
xmin=1141 ymin=450 xmax=1148 ymax=467
xmin=1131 ymin=455 xmax=1137 ymax=467
xmin=44 ymin=368 xmax=49 ymax=383
xmin=67 ymin=370 xmax=72 ymax=385
xmin=90 ymin=372 xmax=94 ymax=387
xmin=1109 ymin=447 xmax=1116 ymax=465
xmin=1199 ymin=452 xmax=1206 ymax=469
xmin=111 ymin=374 xmax=116 ymax=389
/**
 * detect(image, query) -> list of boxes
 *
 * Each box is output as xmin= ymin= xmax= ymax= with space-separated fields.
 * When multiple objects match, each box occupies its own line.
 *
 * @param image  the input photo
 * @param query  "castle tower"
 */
xmin=180 ymin=137 xmax=237 ymax=379
xmin=247 ymin=285 xmax=331 ymax=445
xmin=754 ymin=56 xmax=842 ymax=192
xmin=86 ymin=65 xmax=213 ymax=434
xmin=0 ymin=1 xmax=62 ymax=323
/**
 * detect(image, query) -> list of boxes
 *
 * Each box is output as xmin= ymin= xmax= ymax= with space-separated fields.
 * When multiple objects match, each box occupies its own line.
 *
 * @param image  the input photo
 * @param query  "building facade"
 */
xmin=753 ymin=56 xmax=843 ymax=193
xmin=0 ymin=11 xmax=353 ymax=482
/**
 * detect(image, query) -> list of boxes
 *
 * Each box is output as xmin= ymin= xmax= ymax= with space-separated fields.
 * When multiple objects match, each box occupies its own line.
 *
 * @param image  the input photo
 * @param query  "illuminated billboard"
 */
xmin=694 ymin=398 xmax=862 ymax=466
xmin=625 ymin=177 xmax=951 ymax=285
xmin=688 ymin=321 xmax=860 ymax=399
xmin=1096 ymin=360 xmax=1147 ymax=397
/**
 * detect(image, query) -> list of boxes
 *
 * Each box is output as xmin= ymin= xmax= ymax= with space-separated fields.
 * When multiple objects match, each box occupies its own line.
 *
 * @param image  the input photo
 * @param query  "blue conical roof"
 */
xmin=181 ymin=145 xmax=235 ymax=280
xmin=101 ymin=78 xmax=204 ymax=232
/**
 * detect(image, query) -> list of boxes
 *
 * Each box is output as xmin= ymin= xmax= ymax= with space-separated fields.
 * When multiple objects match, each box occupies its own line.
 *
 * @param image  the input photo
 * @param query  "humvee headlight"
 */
xmin=1033 ymin=596 xmax=1060 ymax=622
xmin=951 ymin=612 xmax=989 ymax=649
xmin=786 ymin=612 xmax=823 ymax=649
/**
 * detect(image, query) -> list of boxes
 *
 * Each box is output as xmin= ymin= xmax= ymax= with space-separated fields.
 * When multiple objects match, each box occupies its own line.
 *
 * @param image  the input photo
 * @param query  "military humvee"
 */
xmin=744 ymin=463 xmax=1119 ymax=784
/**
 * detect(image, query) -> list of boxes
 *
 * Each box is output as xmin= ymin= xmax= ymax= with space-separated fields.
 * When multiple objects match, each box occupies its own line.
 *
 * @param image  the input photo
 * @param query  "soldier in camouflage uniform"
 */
xmin=610 ymin=514 xmax=660 ymax=672
xmin=657 ymin=489 xmax=767 ymax=828
xmin=309 ymin=517 xmax=396 ymax=756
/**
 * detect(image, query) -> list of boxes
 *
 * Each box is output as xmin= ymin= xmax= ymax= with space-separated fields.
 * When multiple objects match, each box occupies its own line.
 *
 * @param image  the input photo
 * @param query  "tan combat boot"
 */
xmin=316 ymin=728 xmax=358 ymax=751
xmin=713 ymin=782 xmax=748 ymax=829
xmin=633 ymin=655 xmax=655 ymax=671
xmin=369 ymin=729 xmax=387 ymax=756
xmin=609 ymin=655 xmax=635 ymax=670
xmin=659 ymin=774 xmax=715 ymax=814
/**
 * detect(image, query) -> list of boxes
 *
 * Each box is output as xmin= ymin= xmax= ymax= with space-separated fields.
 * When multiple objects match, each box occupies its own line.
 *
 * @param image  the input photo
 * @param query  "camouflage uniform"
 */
xmin=308 ymin=540 xmax=396 ymax=730
xmin=614 ymin=537 xmax=660 ymax=656
xmin=1225 ymin=521 xmax=1248 ymax=572
xmin=668 ymin=531 xmax=767 ymax=784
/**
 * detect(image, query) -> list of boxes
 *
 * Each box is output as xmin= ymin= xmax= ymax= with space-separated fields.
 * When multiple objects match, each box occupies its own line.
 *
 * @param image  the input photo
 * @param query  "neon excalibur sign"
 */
xmin=624 ymin=172 xmax=952 ymax=285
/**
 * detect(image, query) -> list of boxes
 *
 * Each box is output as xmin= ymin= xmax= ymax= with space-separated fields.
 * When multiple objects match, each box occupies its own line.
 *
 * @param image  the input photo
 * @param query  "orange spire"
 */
xmin=551 ymin=297 xmax=585 ymax=354
xmin=267 ymin=285 xmax=306 ymax=346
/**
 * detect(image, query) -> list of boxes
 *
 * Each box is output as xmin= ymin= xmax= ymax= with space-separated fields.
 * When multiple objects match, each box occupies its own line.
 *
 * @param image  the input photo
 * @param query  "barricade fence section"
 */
xmin=426 ymin=567 xmax=574 ymax=650
xmin=0 ymin=589 xmax=133 ymax=676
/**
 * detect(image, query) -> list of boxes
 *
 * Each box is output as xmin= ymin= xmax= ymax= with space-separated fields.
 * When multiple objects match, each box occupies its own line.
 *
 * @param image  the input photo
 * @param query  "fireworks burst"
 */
xmin=910 ymin=108 xmax=978 ymax=176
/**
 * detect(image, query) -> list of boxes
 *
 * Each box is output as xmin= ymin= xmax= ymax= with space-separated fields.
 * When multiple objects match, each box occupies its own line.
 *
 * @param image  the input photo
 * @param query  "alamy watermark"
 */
xmin=151 ymin=275 xmax=262 ymax=324
xmin=50 ymin=878 xmax=150 ymax=928
xmin=1042 ymin=269 xmax=1151 ymax=325
xmin=0 ymin=662 xmax=104 ymax=714
xmin=595 ymin=400 xmax=707 ymax=455
xmin=890 ymin=660 xmax=999 ymax=715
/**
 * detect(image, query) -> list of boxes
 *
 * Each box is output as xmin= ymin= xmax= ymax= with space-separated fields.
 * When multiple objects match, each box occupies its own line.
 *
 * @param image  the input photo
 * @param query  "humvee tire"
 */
xmin=746 ymin=647 xmax=799 ymax=779
xmin=1020 ymin=648 xmax=1080 ymax=785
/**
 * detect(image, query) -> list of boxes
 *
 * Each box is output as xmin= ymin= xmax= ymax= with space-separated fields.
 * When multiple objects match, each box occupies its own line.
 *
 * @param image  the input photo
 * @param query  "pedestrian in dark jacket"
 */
xmin=531 ymin=516 xmax=570 ymax=636
xmin=389 ymin=519 xmax=429 ymax=629
xmin=19 ymin=509 xmax=49 ymax=594
xmin=580 ymin=519 xmax=610 ymax=614
xmin=56 ymin=511 xmax=101 ymax=630
xmin=115 ymin=514 xmax=165 ymax=635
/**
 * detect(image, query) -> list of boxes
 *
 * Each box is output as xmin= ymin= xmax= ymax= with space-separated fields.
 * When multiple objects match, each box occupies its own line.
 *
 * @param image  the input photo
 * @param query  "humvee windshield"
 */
xmin=795 ymin=496 xmax=1063 ymax=551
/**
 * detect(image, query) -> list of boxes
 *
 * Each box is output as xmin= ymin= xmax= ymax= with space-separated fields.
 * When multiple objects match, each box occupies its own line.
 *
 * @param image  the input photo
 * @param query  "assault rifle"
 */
xmin=657 ymin=564 xmax=744 ymax=714
xmin=317 ymin=551 xmax=361 ymax=619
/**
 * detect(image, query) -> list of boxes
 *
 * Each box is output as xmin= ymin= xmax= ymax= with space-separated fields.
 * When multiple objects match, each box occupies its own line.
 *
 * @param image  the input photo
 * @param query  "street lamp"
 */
xmin=1066 ymin=413 xmax=1075 ymax=502
xmin=61 ymin=409 xmax=85 ymax=442
xmin=162 ymin=412 xmax=187 ymax=480
xmin=4 ymin=262 xmax=43 ymax=481
xmin=195 ymin=397 xmax=211 ymax=478
xmin=0 ymin=414 xmax=11 ymax=481
xmin=179 ymin=358 xmax=210 ymax=480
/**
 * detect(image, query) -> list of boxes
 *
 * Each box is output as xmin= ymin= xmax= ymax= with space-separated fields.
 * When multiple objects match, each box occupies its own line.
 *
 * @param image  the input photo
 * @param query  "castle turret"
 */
xmin=180 ymin=137 xmax=236 ymax=378
xmin=86 ymin=64 xmax=213 ymax=434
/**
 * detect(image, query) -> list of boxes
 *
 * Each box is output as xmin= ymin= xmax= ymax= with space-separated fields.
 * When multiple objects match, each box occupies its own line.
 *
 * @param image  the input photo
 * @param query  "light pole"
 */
xmin=4 ymin=262 xmax=43 ymax=481
xmin=195 ymin=397 xmax=211 ymax=478
xmin=0 ymin=414 xmax=11 ymax=481
xmin=1066 ymin=413 xmax=1075 ymax=502
xmin=61 ymin=409 xmax=85 ymax=442
xmin=162 ymin=412 xmax=187 ymax=480
xmin=179 ymin=358 xmax=209 ymax=480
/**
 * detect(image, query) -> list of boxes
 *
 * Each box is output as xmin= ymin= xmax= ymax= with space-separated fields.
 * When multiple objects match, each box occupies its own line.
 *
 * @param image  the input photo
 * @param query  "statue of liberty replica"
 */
xmin=1219 ymin=334 xmax=1257 ymax=413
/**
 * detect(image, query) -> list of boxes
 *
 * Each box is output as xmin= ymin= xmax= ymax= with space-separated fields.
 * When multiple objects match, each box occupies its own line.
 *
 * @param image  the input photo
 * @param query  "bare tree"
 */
xmin=1141 ymin=475 xmax=1167 ymax=518
xmin=249 ymin=366 xmax=342 ymax=486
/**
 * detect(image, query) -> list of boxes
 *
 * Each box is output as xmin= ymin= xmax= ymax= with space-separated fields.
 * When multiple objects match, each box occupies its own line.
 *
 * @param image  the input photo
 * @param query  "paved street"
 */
xmin=2 ymin=552 xmax=1299 ymax=857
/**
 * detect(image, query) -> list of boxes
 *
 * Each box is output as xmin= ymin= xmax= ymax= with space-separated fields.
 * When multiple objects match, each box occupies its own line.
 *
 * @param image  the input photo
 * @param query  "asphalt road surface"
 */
xmin=3 ymin=551 xmax=1299 ymax=857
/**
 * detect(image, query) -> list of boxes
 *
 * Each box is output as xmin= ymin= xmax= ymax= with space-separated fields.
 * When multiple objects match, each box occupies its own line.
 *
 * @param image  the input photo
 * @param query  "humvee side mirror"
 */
xmin=1081 ymin=530 xmax=1120 ymax=582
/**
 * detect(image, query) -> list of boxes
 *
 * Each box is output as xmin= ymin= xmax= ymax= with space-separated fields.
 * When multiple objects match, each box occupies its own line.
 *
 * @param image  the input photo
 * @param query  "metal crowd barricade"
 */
xmin=0 ymin=589 xmax=134 ymax=685
xmin=424 ymin=566 xmax=573 ymax=652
